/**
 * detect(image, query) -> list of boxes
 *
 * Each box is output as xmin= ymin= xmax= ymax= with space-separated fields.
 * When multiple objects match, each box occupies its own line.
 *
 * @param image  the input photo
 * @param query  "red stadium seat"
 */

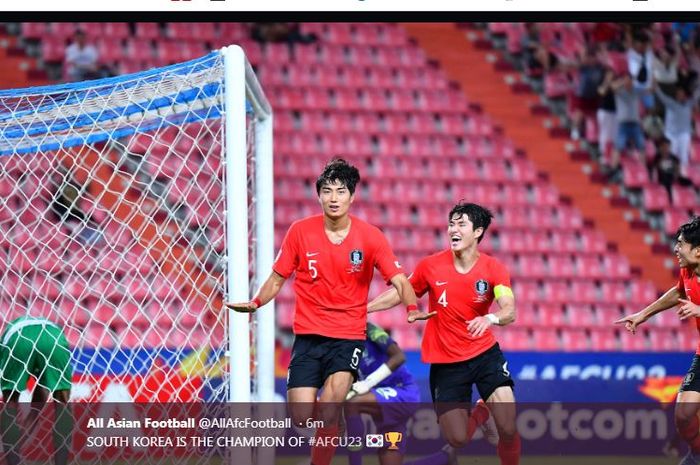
xmin=125 ymin=39 xmax=154 ymax=62
xmin=496 ymin=327 xmax=532 ymax=350
xmin=544 ymin=71 xmax=572 ymax=99
xmin=561 ymin=329 xmax=590 ymax=351
xmin=575 ymin=256 xmax=603 ymax=279
xmin=602 ymin=254 xmax=631 ymax=279
xmin=51 ymin=23 xmax=77 ymax=40
xmin=539 ymin=306 xmax=567 ymax=326
xmin=594 ymin=306 xmax=623 ymax=326
xmin=619 ymin=330 xmax=648 ymax=351
xmin=516 ymin=254 xmax=547 ymax=278
xmin=565 ymin=303 xmax=597 ymax=327
xmin=665 ymin=210 xmax=693 ymax=236
xmin=570 ymin=279 xmax=599 ymax=303
xmin=135 ymin=22 xmax=161 ymax=40
xmin=548 ymin=255 xmax=576 ymax=278
xmin=590 ymin=328 xmax=618 ymax=351
xmin=42 ymin=38 xmax=66 ymax=63
xmin=97 ymin=39 xmax=125 ymax=65
xmin=672 ymin=186 xmax=698 ymax=210
xmin=621 ymin=160 xmax=651 ymax=188
xmin=531 ymin=183 xmax=560 ymax=205
xmin=578 ymin=229 xmax=607 ymax=253
xmin=532 ymin=328 xmax=561 ymax=350
xmin=218 ymin=23 xmax=250 ymax=43
xmin=83 ymin=325 xmax=116 ymax=349
xmin=103 ymin=23 xmax=130 ymax=39
xmin=648 ymin=328 xmax=682 ymax=351
xmin=599 ymin=282 xmax=628 ymax=303
xmin=512 ymin=281 xmax=541 ymax=303
xmin=642 ymin=184 xmax=671 ymax=212
xmin=628 ymin=281 xmax=659 ymax=305
xmin=21 ymin=22 xmax=48 ymax=40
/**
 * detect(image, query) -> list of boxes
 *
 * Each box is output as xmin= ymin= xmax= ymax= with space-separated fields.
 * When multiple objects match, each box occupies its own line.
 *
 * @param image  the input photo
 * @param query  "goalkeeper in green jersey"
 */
xmin=0 ymin=316 xmax=73 ymax=465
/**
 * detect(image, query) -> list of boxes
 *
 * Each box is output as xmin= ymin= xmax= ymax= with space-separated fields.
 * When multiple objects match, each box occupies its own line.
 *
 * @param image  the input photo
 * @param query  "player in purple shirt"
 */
xmin=345 ymin=323 xmax=496 ymax=465
xmin=353 ymin=322 xmax=417 ymax=396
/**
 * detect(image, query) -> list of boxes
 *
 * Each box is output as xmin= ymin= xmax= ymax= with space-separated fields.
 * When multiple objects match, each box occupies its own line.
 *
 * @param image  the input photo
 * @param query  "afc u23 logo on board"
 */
xmin=475 ymin=279 xmax=489 ymax=295
xmin=349 ymin=249 xmax=364 ymax=273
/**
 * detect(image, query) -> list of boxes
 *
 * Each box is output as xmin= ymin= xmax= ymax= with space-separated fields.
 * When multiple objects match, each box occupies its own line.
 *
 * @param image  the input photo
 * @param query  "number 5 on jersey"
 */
xmin=350 ymin=347 xmax=362 ymax=369
xmin=308 ymin=259 xmax=318 ymax=279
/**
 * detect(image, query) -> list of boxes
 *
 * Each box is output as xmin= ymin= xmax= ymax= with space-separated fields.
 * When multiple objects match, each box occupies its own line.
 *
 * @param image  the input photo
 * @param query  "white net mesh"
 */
xmin=0 ymin=48 xmax=274 ymax=464
xmin=0 ymin=50 xmax=264 ymax=403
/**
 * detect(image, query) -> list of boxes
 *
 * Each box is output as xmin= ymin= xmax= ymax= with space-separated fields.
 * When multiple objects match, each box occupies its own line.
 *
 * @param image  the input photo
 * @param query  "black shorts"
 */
xmin=680 ymin=354 xmax=700 ymax=393
xmin=429 ymin=343 xmax=514 ymax=413
xmin=287 ymin=334 xmax=365 ymax=390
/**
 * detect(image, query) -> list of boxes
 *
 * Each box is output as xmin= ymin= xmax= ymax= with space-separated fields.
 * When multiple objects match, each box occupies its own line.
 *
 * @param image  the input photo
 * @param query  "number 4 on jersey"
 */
xmin=438 ymin=290 xmax=448 ymax=307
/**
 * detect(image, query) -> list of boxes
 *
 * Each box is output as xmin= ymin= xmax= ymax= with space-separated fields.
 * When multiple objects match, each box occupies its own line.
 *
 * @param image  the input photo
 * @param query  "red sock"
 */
xmin=466 ymin=402 xmax=490 ymax=440
xmin=310 ymin=425 xmax=339 ymax=465
xmin=497 ymin=433 xmax=521 ymax=465
xmin=678 ymin=415 xmax=700 ymax=453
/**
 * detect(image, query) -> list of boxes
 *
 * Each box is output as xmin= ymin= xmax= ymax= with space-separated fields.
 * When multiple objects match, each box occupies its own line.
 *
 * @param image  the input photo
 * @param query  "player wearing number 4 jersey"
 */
xmin=369 ymin=202 xmax=520 ymax=465
xmin=226 ymin=158 xmax=420 ymax=465
xmin=616 ymin=217 xmax=700 ymax=465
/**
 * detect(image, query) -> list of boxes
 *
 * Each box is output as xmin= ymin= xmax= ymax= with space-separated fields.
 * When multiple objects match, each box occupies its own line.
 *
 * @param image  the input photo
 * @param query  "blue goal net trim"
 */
xmin=0 ymin=51 xmax=253 ymax=157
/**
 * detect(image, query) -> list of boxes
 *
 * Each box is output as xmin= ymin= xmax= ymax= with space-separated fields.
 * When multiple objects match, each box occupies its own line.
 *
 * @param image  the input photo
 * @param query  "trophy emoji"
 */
xmin=384 ymin=431 xmax=403 ymax=450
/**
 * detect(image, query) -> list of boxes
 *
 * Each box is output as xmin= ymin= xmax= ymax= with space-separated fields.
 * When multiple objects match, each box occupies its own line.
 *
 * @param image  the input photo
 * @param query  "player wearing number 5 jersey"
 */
xmin=226 ymin=158 xmax=419 ymax=465
xmin=368 ymin=202 xmax=520 ymax=465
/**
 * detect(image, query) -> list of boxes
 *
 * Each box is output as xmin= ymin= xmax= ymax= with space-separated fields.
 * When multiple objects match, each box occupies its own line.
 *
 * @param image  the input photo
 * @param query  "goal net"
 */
xmin=0 ymin=45 xmax=274 ymax=460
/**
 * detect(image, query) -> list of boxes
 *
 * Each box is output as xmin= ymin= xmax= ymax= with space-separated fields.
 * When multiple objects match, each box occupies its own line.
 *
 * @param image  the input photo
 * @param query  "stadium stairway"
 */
xmin=401 ymin=23 xmax=673 ymax=290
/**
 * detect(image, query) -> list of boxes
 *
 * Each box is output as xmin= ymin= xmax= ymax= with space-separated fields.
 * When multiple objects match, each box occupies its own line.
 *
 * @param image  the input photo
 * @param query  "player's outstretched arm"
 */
xmin=390 ymin=274 xmax=436 ymax=323
xmin=678 ymin=298 xmax=700 ymax=320
xmin=225 ymin=271 xmax=287 ymax=313
xmin=467 ymin=289 xmax=516 ymax=337
xmin=367 ymin=286 xmax=402 ymax=313
xmin=615 ymin=286 xmax=681 ymax=333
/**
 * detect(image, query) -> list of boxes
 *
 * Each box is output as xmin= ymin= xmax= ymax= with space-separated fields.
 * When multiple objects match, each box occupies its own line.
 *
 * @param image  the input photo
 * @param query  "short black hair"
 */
xmin=677 ymin=216 xmax=700 ymax=249
xmin=448 ymin=202 xmax=494 ymax=243
xmin=315 ymin=158 xmax=360 ymax=195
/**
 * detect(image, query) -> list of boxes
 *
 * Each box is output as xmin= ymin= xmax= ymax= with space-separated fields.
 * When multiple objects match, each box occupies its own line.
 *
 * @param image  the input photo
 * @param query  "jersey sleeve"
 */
xmin=677 ymin=268 xmax=687 ymax=297
xmin=408 ymin=258 xmax=429 ymax=298
xmin=367 ymin=323 xmax=396 ymax=353
xmin=491 ymin=259 xmax=513 ymax=299
xmin=271 ymin=223 xmax=299 ymax=279
xmin=372 ymin=229 xmax=404 ymax=283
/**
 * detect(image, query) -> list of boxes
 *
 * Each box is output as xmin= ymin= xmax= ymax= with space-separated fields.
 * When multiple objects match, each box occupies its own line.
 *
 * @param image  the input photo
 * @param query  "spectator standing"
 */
xmin=64 ymin=30 xmax=98 ymax=81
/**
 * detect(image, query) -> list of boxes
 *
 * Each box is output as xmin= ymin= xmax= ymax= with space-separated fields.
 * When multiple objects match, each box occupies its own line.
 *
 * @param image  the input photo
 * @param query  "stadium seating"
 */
xmin=5 ymin=22 xmax=670 ymax=351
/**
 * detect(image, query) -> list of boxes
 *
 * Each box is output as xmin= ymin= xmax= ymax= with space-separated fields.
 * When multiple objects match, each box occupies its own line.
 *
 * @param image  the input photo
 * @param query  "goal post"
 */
xmin=224 ymin=45 xmax=275 ymax=404
xmin=0 ymin=43 xmax=274 ymax=413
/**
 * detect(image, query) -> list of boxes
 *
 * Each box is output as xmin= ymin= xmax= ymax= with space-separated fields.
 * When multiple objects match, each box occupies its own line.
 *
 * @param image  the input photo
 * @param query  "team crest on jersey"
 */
xmin=475 ymin=279 xmax=489 ymax=295
xmin=349 ymin=249 xmax=364 ymax=273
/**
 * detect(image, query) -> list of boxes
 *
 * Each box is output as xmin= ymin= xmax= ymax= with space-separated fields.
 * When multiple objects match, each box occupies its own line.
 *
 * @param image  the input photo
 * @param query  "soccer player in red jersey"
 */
xmin=368 ymin=202 xmax=519 ymax=465
xmin=617 ymin=216 xmax=700 ymax=465
xmin=226 ymin=158 xmax=421 ymax=465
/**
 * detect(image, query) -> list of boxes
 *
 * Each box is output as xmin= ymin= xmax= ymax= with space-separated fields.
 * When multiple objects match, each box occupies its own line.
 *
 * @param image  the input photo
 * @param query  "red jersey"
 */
xmin=273 ymin=214 xmax=403 ymax=340
xmin=676 ymin=267 xmax=700 ymax=355
xmin=410 ymin=250 xmax=511 ymax=363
